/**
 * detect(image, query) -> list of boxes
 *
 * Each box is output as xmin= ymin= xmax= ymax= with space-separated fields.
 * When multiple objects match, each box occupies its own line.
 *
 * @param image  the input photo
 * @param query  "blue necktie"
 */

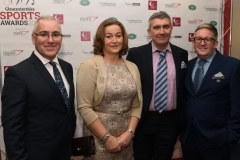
xmin=49 ymin=61 xmax=69 ymax=108
xmin=194 ymin=59 xmax=206 ymax=92
xmin=154 ymin=50 xmax=168 ymax=113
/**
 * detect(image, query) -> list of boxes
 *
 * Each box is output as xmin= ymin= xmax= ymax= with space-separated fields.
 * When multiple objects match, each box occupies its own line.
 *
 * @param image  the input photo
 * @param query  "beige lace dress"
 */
xmin=83 ymin=62 xmax=137 ymax=160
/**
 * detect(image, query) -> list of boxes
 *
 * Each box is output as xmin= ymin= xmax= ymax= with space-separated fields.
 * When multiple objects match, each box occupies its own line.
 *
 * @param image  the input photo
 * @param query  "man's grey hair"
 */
xmin=195 ymin=23 xmax=218 ymax=40
xmin=148 ymin=11 xmax=171 ymax=28
xmin=32 ymin=15 xmax=61 ymax=33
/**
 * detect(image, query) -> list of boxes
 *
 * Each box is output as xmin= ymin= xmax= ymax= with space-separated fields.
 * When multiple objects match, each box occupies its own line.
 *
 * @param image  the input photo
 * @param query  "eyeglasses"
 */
xmin=33 ymin=32 xmax=63 ymax=40
xmin=193 ymin=37 xmax=215 ymax=44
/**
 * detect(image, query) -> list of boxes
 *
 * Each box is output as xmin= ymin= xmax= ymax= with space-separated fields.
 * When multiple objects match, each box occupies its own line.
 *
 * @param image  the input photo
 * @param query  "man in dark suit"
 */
xmin=181 ymin=23 xmax=240 ymax=160
xmin=127 ymin=11 xmax=188 ymax=160
xmin=1 ymin=15 xmax=76 ymax=160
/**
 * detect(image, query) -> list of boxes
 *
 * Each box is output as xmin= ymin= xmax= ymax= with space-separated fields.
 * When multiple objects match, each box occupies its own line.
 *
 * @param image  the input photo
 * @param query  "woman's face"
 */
xmin=103 ymin=24 xmax=123 ymax=56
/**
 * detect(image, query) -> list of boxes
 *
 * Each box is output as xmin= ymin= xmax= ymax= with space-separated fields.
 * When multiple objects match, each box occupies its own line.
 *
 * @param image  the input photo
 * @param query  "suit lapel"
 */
xmin=145 ymin=42 xmax=154 ymax=90
xmin=30 ymin=53 xmax=66 ymax=108
xmin=170 ymin=43 xmax=181 ymax=89
xmin=186 ymin=58 xmax=197 ymax=96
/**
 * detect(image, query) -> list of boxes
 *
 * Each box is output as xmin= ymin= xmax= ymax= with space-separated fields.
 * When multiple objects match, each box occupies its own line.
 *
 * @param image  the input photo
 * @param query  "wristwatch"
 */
xmin=127 ymin=128 xmax=135 ymax=138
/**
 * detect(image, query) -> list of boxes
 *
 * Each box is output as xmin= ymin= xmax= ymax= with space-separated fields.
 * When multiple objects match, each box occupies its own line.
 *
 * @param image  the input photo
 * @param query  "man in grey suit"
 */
xmin=1 ymin=15 xmax=76 ymax=160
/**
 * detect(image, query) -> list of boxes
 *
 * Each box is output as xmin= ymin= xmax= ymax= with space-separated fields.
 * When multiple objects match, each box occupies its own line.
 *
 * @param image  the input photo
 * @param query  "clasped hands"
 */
xmin=104 ymin=130 xmax=132 ymax=154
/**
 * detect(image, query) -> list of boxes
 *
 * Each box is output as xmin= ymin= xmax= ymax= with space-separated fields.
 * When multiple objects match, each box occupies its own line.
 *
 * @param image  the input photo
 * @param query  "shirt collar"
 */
xmin=151 ymin=41 xmax=172 ymax=54
xmin=196 ymin=50 xmax=216 ymax=64
xmin=34 ymin=50 xmax=59 ymax=65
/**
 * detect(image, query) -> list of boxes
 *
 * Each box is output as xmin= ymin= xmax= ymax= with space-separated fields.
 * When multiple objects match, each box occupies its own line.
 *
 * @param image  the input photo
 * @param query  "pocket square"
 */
xmin=181 ymin=61 xmax=187 ymax=69
xmin=212 ymin=72 xmax=224 ymax=82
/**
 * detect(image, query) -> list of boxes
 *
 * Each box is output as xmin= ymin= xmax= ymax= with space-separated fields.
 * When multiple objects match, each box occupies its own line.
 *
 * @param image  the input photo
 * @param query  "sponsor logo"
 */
xmin=4 ymin=66 xmax=11 ymax=75
xmin=109 ymin=17 xmax=117 ymax=21
xmin=126 ymin=18 xmax=142 ymax=23
xmin=210 ymin=21 xmax=217 ymax=26
xmin=62 ymin=34 xmax=71 ymax=38
xmin=80 ymin=0 xmax=90 ymax=6
xmin=204 ymin=6 xmax=218 ymax=11
xmin=189 ymin=33 xmax=194 ymax=42
xmin=53 ymin=0 xmax=73 ymax=4
xmin=80 ymin=16 xmax=98 ymax=22
xmin=128 ymin=33 xmax=136 ymax=40
xmin=81 ymin=31 xmax=90 ymax=41
xmin=53 ymin=14 xmax=64 ymax=24
xmin=13 ymin=30 xmax=29 ymax=35
xmin=58 ymin=51 xmax=73 ymax=55
xmin=3 ymin=0 xmax=35 ymax=6
xmin=3 ymin=50 xmax=24 ymax=56
xmin=171 ymin=35 xmax=182 ymax=38
xmin=148 ymin=1 xmax=157 ymax=10
xmin=188 ymin=5 xmax=196 ymax=10
xmin=165 ymin=3 xmax=181 ymax=8
xmin=188 ymin=20 xmax=203 ymax=24
xmin=82 ymin=50 xmax=94 ymax=54
xmin=144 ymin=35 xmax=151 ymax=39
xmin=99 ymin=2 xmax=116 ymax=6
xmin=172 ymin=17 xmax=181 ymax=26
xmin=125 ymin=2 xmax=140 ymax=6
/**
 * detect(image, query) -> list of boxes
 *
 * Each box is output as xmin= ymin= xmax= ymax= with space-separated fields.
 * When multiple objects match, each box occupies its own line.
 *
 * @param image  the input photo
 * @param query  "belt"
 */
xmin=149 ymin=109 xmax=176 ymax=116
xmin=93 ymin=108 xmax=131 ymax=116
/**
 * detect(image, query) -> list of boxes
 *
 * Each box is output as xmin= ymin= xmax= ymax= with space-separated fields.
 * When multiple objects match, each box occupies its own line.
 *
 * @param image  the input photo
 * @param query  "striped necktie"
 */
xmin=49 ymin=61 xmax=69 ymax=108
xmin=194 ymin=59 xmax=206 ymax=92
xmin=154 ymin=50 xmax=168 ymax=113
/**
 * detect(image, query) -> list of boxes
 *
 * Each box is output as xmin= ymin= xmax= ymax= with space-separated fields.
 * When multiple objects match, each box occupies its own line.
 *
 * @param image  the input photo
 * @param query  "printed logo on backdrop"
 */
xmin=80 ymin=16 xmax=98 ymax=22
xmin=109 ymin=17 xmax=117 ymax=21
xmin=171 ymin=35 xmax=182 ymax=38
xmin=210 ymin=21 xmax=217 ymax=26
xmin=3 ymin=50 xmax=24 ymax=56
xmin=3 ymin=0 xmax=35 ymax=6
xmin=148 ymin=1 xmax=157 ymax=10
xmin=188 ymin=5 xmax=196 ymax=10
xmin=165 ymin=3 xmax=181 ymax=8
xmin=126 ymin=19 xmax=142 ymax=23
xmin=58 ymin=51 xmax=73 ymax=55
xmin=81 ymin=31 xmax=91 ymax=41
xmin=62 ymin=34 xmax=71 ymax=38
xmin=13 ymin=30 xmax=29 ymax=35
xmin=53 ymin=0 xmax=73 ymax=5
xmin=204 ymin=6 xmax=218 ymax=11
xmin=144 ymin=35 xmax=151 ymax=40
xmin=53 ymin=14 xmax=64 ymax=24
xmin=128 ymin=34 xmax=136 ymax=40
xmin=99 ymin=2 xmax=116 ymax=6
xmin=1 ymin=0 xmax=40 ymax=25
xmin=188 ymin=33 xmax=194 ymax=42
xmin=188 ymin=20 xmax=203 ymax=24
xmin=125 ymin=2 xmax=140 ymax=6
xmin=82 ymin=50 xmax=93 ymax=54
xmin=4 ymin=66 xmax=11 ymax=75
xmin=80 ymin=0 xmax=90 ymax=6
xmin=172 ymin=17 xmax=181 ymax=27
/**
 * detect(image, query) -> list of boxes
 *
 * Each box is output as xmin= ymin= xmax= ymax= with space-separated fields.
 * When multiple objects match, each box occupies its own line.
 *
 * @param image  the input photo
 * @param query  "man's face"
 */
xmin=32 ymin=19 xmax=62 ymax=61
xmin=193 ymin=28 xmax=218 ymax=59
xmin=147 ymin=18 xmax=172 ymax=50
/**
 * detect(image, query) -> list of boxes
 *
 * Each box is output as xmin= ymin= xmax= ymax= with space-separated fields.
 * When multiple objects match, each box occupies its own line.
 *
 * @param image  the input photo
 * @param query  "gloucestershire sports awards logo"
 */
xmin=80 ymin=0 xmax=90 ymax=6
xmin=81 ymin=31 xmax=91 ymax=41
xmin=53 ymin=14 xmax=64 ymax=24
xmin=128 ymin=33 xmax=136 ymax=40
xmin=188 ymin=5 xmax=196 ymax=10
xmin=172 ymin=17 xmax=181 ymax=27
xmin=148 ymin=1 xmax=157 ymax=10
xmin=210 ymin=21 xmax=217 ymax=26
xmin=188 ymin=33 xmax=194 ymax=42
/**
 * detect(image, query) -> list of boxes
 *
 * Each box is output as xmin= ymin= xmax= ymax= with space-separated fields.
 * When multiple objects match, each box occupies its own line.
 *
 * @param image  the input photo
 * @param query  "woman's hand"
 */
xmin=105 ymin=135 xmax=121 ymax=153
xmin=117 ymin=131 xmax=132 ymax=149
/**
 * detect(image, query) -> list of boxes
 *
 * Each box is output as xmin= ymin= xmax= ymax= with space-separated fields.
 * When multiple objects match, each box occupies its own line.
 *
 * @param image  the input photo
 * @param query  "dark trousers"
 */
xmin=133 ymin=111 xmax=178 ymax=160
xmin=182 ymin=124 xmax=231 ymax=160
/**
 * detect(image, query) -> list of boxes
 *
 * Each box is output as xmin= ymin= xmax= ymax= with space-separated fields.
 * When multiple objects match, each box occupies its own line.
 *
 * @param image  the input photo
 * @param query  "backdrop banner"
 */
xmin=0 ymin=0 xmax=222 ymax=159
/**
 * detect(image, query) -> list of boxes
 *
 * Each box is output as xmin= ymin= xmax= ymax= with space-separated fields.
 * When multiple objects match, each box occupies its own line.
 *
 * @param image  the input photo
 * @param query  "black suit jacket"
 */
xmin=181 ymin=51 xmax=240 ymax=148
xmin=127 ymin=42 xmax=188 ymax=131
xmin=1 ymin=53 xmax=76 ymax=160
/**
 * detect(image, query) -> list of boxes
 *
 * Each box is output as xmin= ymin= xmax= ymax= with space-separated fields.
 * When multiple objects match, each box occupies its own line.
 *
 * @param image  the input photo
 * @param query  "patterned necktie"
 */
xmin=194 ymin=59 xmax=206 ymax=92
xmin=154 ymin=50 xmax=168 ymax=113
xmin=49 ymin=61 xmax=69 ymax=108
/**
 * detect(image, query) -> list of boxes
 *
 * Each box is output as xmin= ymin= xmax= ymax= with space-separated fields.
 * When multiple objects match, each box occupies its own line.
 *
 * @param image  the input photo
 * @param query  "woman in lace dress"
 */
xmin=76 ymin=19 xmax=142 ymax=160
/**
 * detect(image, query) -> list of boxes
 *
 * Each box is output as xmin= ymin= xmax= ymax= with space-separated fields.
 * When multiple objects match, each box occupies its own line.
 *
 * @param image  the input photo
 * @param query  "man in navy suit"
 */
xmin=127 ymin=11 xmax=188 ymax=160
xmin=1 ymin=15 xmax=76 ymax=160
xmin=181 ymin=23 xmax=240 ymax=160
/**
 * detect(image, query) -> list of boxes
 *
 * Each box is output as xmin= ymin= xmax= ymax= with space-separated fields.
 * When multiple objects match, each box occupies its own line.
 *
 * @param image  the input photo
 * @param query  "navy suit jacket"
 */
xmin=181 ymin=50 xmax=240 ymax=148
xmin=1 ymin=53 xmax=76 ymax=160
xmin=127 ymin=42 xmax=188 ymax=132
